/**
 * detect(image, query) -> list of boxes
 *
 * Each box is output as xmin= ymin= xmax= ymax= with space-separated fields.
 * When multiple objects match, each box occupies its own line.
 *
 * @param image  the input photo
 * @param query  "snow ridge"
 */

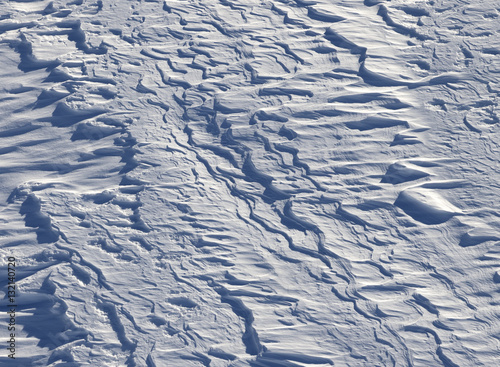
xmin=0 ymin=0 xmax=499 ymax=365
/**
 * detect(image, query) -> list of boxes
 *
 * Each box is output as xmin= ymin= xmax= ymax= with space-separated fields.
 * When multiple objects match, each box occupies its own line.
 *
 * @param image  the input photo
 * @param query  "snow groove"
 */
xmin=0 ymin=0 xmax=499 ymax=365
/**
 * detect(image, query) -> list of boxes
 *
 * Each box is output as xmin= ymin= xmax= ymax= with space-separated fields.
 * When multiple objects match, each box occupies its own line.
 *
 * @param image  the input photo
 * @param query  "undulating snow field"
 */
xmin=0 ymin=0 xmax=499 ymax=365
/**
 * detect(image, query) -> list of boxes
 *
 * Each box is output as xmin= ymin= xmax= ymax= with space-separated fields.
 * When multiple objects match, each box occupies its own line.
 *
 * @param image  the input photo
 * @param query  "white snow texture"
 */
xmin=0 ymin=0 xmax=499 ymax=365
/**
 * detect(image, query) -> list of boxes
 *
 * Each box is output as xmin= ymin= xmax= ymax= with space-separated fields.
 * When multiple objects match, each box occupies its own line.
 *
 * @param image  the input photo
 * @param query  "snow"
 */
xmin=0 ymin=0 xmax=499 ymax=365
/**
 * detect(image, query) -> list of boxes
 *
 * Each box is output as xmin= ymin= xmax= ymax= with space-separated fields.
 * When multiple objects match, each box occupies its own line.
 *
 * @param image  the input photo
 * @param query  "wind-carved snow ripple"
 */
xmin=1 ymin=0 xmax=499 ymax=366
xmin=124 ymin=0 xmax=439 ymax=365
xmin=0 ymin=2 xmax=149 ymax=365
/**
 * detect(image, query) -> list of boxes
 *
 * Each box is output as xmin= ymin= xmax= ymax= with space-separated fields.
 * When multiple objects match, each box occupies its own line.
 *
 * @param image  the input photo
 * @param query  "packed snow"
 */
xmin=0 ymin=0 xmax=499 ymax=365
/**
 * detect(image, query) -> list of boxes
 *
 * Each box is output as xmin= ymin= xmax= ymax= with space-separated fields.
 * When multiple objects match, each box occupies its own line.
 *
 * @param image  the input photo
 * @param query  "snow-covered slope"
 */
xmin=0 ymin=0 xmax=499 ymax=365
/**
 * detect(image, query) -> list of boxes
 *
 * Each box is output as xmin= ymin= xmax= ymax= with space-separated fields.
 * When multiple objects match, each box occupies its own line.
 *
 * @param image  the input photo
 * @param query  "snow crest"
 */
xmin=0 ymin=0 xmax=499 ymax=365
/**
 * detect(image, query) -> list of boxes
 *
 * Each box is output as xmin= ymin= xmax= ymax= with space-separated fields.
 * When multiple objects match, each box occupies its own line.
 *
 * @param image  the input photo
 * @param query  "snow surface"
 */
xmin=0 ymin=0 xmax=499 ymax=365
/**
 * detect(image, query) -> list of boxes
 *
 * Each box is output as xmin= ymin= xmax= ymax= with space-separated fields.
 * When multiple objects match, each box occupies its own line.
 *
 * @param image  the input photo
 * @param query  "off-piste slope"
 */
xmin=0 ymin=0 xmax=499 ymax=366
